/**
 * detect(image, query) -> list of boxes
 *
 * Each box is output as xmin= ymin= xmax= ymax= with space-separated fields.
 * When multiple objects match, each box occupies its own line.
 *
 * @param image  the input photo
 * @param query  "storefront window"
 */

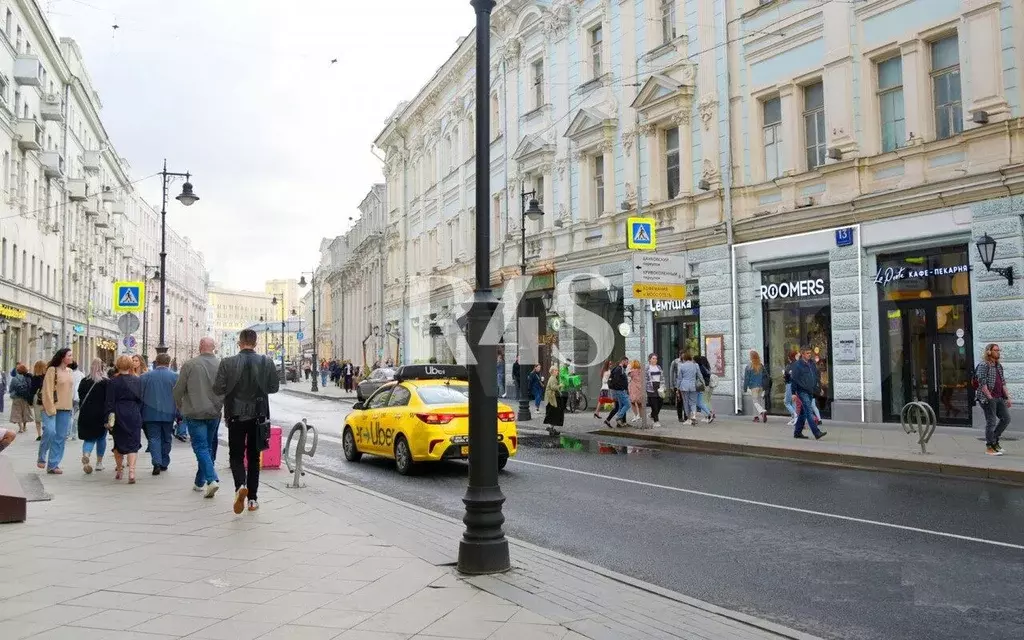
xmin=761 ymin=266 xmax=832 ymax=417
xmin=651 ymin=281 xmax=700 ymax=371
xmin=877 ymin=245 xmax=973 ymax=425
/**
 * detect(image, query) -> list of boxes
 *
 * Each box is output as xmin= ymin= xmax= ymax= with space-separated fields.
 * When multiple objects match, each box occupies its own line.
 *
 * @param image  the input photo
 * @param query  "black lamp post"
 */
xmin=975 ymin=233 xmax=1015 ymax=286
xmin=141 ymin=266 xmax=159 ymax=364
xmin=156 ymin=159 xmax=198 ymax=355
xmin=458 ymin=0 xmax=509 ymax=576
xmin=270 ymin=294 xmax=286 ymax=378
xmin=259 ymin=315 xmax=268 ymax=355
xmin=517 ymin=190 xmax=544 ymax=421
xmin=300 ymin=272 xmax=319 ymax=392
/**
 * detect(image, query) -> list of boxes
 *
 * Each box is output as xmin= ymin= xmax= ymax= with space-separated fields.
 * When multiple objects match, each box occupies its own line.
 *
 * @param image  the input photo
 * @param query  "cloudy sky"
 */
xmin=48 ymin=0 xmax=473 ymax=289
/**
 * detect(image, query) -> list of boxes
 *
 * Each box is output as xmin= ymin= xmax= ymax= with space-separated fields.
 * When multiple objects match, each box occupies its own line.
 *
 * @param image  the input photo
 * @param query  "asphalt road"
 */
xmin=271 ymin=392 xmax=1024 ymax=640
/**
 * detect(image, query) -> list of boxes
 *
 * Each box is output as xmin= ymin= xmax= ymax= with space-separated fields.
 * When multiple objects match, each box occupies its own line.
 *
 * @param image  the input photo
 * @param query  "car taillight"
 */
xmin=498 ymin=411 xmax=516 ymax=422
xmin=416 ymin=413 xmax=464 ymax=425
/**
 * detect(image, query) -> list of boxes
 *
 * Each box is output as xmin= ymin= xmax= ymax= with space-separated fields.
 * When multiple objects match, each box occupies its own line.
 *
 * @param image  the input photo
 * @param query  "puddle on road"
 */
xmin=518 ymin=432 xmax=665 ymax=456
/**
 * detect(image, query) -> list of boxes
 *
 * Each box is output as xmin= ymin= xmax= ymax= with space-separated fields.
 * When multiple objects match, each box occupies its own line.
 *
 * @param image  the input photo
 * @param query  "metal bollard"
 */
xmin=284 ymin=418 xmax=318 ymax=488
xmin=900 ymin=401 xmax=937 ymax=454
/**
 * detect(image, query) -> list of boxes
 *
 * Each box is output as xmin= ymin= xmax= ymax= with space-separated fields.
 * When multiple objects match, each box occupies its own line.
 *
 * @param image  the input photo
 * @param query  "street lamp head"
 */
xmin=524 ymin=198 xmax=544 ymax=221
xmin=298 ymin=276 xmax=308 ymax=287
xmin=175 ymin=182 xmax=199 ymax=207
xmin=976 ymin=233 xmax=997 ymax=269
xmin=271 ymin=296 xmax=278 ymax=306
xmin=373 ymin=325 xmax=380 ymax=336
xmin=542 ymin=291 xmax=554 ymax=313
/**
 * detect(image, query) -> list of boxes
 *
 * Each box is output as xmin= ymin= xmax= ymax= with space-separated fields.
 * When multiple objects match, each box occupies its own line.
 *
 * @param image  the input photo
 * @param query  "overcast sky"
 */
xmin=48 ymin=0 xmax=473 ymax=289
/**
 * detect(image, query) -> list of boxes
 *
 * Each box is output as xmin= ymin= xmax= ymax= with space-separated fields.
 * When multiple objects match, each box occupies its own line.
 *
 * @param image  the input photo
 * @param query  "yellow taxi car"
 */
xmin=342 ymin=364 xmax=518 ymax=475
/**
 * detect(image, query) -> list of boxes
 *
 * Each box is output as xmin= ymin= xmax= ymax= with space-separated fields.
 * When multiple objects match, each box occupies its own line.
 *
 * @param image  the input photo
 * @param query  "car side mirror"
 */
xmin=352 ymin=402 xmax=365 ymax=411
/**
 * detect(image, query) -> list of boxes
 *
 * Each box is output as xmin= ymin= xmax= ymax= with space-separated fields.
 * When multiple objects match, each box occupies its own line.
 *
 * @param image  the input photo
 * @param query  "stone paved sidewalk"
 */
xmin=281 ymin=383 xmax=356 ymax=403
xmin=518 ymin=407 xmax=1024 ymax=483
xmin=0 ymin=426 xmax=818 ymax=640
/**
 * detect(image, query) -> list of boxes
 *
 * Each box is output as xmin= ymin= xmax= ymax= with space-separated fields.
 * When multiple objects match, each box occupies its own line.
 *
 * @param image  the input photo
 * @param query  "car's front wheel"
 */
xmin=394 ymin=435 xmax=416 ymax=476
xmin=342 ymin=427 xmax=361 ymax=462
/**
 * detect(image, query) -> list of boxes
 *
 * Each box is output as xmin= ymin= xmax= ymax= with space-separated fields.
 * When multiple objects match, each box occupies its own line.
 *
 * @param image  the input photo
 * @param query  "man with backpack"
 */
xmin=606 ymin=357 xmax=631 ymax=428
xmin=976 ymin=343 xmax=1012 ymax=456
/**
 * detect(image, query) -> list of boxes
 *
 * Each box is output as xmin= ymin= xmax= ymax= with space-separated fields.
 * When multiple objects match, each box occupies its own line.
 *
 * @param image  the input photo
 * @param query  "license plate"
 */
xmin=460 ymin=446 xmax=469 ymax=456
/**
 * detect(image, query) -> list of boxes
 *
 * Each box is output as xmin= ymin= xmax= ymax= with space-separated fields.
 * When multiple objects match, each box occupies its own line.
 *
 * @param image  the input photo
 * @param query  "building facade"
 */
xmin=326 ymin=0 xmax=1023 ymax=428
xmin=207 ymin=285 xmax=273 ymax=355
xmin=0 ymin=0 xmax=207 ymax=371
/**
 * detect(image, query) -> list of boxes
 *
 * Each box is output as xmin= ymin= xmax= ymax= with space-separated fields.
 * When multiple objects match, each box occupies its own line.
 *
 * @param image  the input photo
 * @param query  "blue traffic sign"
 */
xmin=296 ymin=331 xmax=305 ymax=341
xmin=123 ymin=335 xmax=137 ymax=349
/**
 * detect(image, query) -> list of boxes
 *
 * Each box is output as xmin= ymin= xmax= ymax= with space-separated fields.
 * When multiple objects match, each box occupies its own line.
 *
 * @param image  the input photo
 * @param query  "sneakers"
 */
xmin=995 ymin=443 xmax=1005 ymax=453
xmin=204 ymin=482 xmax=220 ymax=499
xmin=814 ymin=430 xmax=828 ymax=440
xmin=652 ymin=421 xmax=661 ymax=428
xmin=233 ymin=487 xmax=249 ymax=514
xmin=94 ymin=460 xmax=104 ymax=471
xmin=247 ymin=500 xmax=259 ymax=512
xmin=794 ymin=433 xmax=810 ymax=439
xmin=82 ymin=455 xmax=92 ymax=475
xmin=986 ymin=446 xmax=1004 ymax=456
xmin=193 ymin=484 xmax=204 ymax=492
xmin=787 ymin=418 xmax=797 ymax=427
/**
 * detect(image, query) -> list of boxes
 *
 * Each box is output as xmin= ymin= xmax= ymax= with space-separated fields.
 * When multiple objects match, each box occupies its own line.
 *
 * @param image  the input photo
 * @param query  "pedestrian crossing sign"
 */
xmin=627 ymin=217 xmax=656 ymax=250
xmin=113 ymin=281 xmax=145 ymax=313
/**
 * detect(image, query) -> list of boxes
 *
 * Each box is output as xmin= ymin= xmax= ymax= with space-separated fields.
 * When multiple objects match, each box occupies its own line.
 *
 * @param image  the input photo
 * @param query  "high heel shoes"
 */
xmin=114 ymin=465 xmax=123 ymax=481
xmin=128 ymin=467 xmax=136 ymax=484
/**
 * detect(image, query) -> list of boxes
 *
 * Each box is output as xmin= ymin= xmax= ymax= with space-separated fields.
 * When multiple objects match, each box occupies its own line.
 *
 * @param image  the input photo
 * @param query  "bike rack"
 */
xmin=900 ymin=401 xmax=937 ymax=454
xmin=284 ymin=418 xmax=318 ymax=488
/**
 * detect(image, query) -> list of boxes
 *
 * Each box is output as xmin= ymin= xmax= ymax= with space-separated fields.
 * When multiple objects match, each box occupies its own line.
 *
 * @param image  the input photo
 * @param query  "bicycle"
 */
xmin=566 ymin=388 xmax=588 ymax=413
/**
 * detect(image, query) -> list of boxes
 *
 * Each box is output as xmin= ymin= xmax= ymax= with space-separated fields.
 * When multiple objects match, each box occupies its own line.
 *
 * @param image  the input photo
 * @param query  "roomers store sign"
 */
xmin=759 ymin=277 xmax=828 ymax=300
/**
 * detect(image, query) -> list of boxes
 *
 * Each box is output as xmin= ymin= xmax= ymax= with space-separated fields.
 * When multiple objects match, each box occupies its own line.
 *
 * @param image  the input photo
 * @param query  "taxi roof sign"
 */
xmin=113 ymin=281 xmax=145 ymax=313
xmin=627 ymin=217 xmax=656 ymax=250
xmin=395 ymin=364 xmax=469 ymax=382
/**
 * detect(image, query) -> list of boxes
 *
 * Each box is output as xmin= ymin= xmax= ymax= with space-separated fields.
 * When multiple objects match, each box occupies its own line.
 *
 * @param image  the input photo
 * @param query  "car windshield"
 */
xmin=372 ymin=368 xmax=396 ymax=381
xmin=417 ymin=384 xmax=469 ymax=405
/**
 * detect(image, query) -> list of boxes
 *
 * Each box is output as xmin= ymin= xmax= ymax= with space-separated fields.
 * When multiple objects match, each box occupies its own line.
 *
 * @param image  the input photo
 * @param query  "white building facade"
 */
xmin=325 ymin=0 xmax=1024 ymax=428
xmin=0 ymin=0 xmax=207 ymax=370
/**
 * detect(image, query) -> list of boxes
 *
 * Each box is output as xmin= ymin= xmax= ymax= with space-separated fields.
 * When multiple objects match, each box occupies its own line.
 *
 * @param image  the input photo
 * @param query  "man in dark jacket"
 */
xmin=790 ymin=346 xmax=825 ymax=440
xmin=213 ymin=329 xmax=279 ymax=514
xmin=606 ymin=357 xmax=631 ymax=428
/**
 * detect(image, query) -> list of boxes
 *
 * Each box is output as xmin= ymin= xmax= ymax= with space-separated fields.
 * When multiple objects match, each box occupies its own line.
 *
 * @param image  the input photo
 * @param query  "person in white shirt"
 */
xmin=68 ymin=361 xmax=86 ymax=442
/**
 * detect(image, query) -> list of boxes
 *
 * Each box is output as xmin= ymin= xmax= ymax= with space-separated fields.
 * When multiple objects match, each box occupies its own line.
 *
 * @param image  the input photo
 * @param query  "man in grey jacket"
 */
xmin=174 ymin=337 xmax=224 ymax=497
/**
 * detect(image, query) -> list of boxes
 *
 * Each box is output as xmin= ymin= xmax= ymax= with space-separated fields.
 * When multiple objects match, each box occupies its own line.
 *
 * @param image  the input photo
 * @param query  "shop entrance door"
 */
xmin=881 ymin=300 xmax=973 ymax=425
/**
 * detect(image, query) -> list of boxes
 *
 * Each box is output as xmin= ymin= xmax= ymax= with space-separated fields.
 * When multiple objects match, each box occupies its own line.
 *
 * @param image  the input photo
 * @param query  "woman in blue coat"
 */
xmin=105 ymin=355 xmax=144 ymax=484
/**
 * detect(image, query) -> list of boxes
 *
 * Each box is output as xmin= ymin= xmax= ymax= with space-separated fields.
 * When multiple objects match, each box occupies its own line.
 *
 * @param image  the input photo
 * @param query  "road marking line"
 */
xmin=510 ymin=459 xmax=1024 ymax=551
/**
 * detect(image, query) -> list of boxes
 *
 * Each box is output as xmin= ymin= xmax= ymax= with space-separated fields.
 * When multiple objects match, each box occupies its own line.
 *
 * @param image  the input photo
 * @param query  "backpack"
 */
xmin=8 ymin=374 xmax=28 ymax=399
xmin=609 ymin=366 xmax=628 ymax=391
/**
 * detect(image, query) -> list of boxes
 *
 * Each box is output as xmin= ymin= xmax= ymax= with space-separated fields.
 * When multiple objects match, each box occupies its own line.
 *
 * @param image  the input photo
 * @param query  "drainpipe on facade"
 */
xmin=59 ymin=80 xmax=71 ymax=350
xmin=723 ymin=13 xmax=740 ymax=415
xmin=400 ymin=133 xmax=410 ymax=364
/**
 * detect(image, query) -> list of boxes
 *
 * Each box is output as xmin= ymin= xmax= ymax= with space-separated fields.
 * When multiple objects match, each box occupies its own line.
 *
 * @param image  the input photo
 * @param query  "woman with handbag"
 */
xmin=38 ymin=348 xmax=76 ymax=473
xmin=30 ymin=360 xmax=46 ymax=442
xmin=594 ymin=360 xmax=613 ymax=419
xmin=627 ymin=360 xmax=644 ymax=423
xmin=676 ymin=352 xmax=714 ymax=426
xmin=77 ymin=359 xmax=110 ymax=474
xmin=645 ymin=354 xmax=664 ymax=427
xmin=105 ymin=355 xmax=144 ymax=484
xmin=743 ymin=350 xmax=769 ymax=423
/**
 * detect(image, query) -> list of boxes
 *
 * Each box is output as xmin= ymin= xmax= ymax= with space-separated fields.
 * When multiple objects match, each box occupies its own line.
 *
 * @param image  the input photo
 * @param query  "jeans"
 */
xmin=612 ymin=389 xmax=631 ymax=422
xmin=174 ymin=421 xmax=188 ymax=439
xmin=784 ymin=383 xmax=797 ymax=418
xmin=228 ymin=419 xmax=263 ymax=501
xmin=532 ymin=388 xmax=543 ymax=410
xmin=145 ymin=422 xmax=174 ymax=469
xmin=38 ymin=410 xmax=72 ymax=471
xmin=794 ymin=391 xmax=823 ymax=438
xmin=676 ymin=390 xmax=688 ymax=420
xmin=320 ymin=372 xmax=328 ymax=387
xmin=82 ymin=435 xmax=107 ymax=459
xmin=983 ymin=398 xmax=1011 ymax=447
xmin=187 ymin=418 xmax=221 ymax=487
xmin=497 ymin=378 xmax=506 ymax=397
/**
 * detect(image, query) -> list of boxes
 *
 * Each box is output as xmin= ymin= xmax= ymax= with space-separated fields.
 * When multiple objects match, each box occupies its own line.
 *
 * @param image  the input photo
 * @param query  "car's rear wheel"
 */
xmin=342 ymin=427 xmax=361 ymax=462
xmin=394 ymin=435 xmax=416 ymax=476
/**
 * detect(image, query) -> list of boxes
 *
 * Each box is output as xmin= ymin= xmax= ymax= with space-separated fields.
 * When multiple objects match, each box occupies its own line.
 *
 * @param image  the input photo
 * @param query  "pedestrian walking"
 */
xmin=694 ymin=351 xmax=714 ymax=416
xmin=140 ymin=353 xmax=179 ymax=475
xmin=605 ymin=357 xmax=631 ymax=428
xmin=77 ymin=359 xmax=109 ymax=474
xmin=9 ymin=363 xmax=33 ymax=434
xmin=106 ymin=355 xmax=144 ymax=483
xmin=595 ymin=360 xmax=611 ymax=419
xmin=790 ymin=346 xmax=826 ymax=440
xmin=676 ymin=352 xmax=714 ymax=426
xmin=527 ymin=364 xmax=544 ymax=411
xmin=0 ymin=366 xmax=7 ymax=415
xmin=627 ymin=360 xmax=644 ymax=423
xmin=511 ymin=356 xmax=521 ymax=401
xmin=743 ymin=350 xmax=769 ymax=423
xmin=343 ymin=361 xmax=354 ymax=392
xmin=783 ymin=350 xmax=799 ymax=427
xmin=543 ymin=365 xmax=564 ymax=436
xmin=303 ymin=362 xmax=311 ymax=380
xmin=496 ymin=353 xmax=506 ymax=398
xmin=38 ymin=348 xmax=75 ymax=474
xmin=319 ymin=360 xmax=329 ymax=388
xmin=174 ymin=337 xmax=224 ymax=496
xmin=668 ymin=350 xmax=683 ymax=418
xmin=30 ymin=360 xmax=46 ymax=442
xmin=68 ymin=361 xmax=84 ymax=441
xmin=976 ymin=343 xmax=1012 ymax=455
xmin=214 ymin=328 xmax=280 ymax=514
xmin=131 ymin=354 xmax=147 ymax=376
xmin=645 ymin=353 xmax=664 ymax=427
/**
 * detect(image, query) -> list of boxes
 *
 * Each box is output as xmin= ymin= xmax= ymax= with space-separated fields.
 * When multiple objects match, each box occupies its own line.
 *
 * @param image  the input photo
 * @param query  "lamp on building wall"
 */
xmin=542 ymin=291 xmax=554 ymax=314
xmin=156 ymin=160 xmax=198 ymax=355
xmin=975 ymin=233 xmax=1014 ymax=286
xmin=270 ymin=294 xmax=286 ymax=377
